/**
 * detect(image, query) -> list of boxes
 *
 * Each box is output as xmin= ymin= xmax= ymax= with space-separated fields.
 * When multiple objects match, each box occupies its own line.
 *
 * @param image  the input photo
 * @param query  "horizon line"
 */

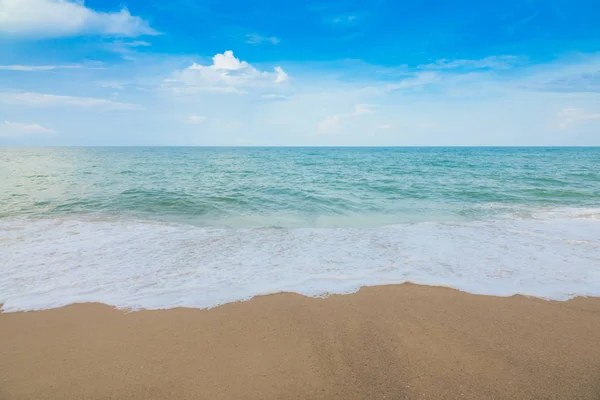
xmin=1 ymin=145 xmax=600 ymax=148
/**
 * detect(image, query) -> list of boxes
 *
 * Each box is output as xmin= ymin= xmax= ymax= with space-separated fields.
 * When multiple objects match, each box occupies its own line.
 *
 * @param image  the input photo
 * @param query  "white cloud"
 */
xmin=0 ymin=64 xmax=84 ymax=71
xmin=261 ymin=94 xmax=290 ymax=101
xmin=107 ymin=39 xmax=153 ymax=60
xmin=354 ymin=104 xmax=375 ymax=115
xmin=0 ymin=0 xmax=158 ymax=38
xmin=383 ymin=72 xmax=438 ymax=92
xmin=245 ymin=34 xmax=280 ymax=45
xmin=318 ymin=115 xmax=342 ymax=133
xmin=4 ymin=51 xmax=600 ymax=146
xmin=169 ymin=50 xmax=289 ymax=94
xmin=557 ymin=107 xmax=600 ymax=129
xmin=188 ymin=115 xmax=207 ymax=124
xmin=96 ymin=81 xmax=125 ymax=90
xmin=122 ymin=40 xmax=151 ymax=47
xmin=0 ymin=92 xmax=144 ymax=110
xmin=274 ymin=66 xmax=289 ymax=83
xmin=0 ymin=121 xmax=56 ymax=137
xmin=332 ymin=15 xmax=357 ymax=23
xmin=318 ymin=103 xmax=376 ymax=133
xmin=212 ymin=51 xmax=248 ymax=70
xmin=420 ymin=55 xmax=523 ymax=70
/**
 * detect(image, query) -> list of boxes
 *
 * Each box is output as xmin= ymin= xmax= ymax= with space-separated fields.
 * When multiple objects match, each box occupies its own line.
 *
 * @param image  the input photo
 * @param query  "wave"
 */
xmin=1 ymin=208 xmax=599 ymax=312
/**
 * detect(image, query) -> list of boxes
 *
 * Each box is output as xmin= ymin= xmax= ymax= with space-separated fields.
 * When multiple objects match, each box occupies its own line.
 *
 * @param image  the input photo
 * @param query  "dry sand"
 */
xmin=1 ymin=283 xmax=600 ymax=400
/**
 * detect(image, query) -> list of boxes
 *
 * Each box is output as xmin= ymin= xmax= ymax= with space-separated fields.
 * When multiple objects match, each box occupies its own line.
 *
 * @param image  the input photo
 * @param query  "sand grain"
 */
xmin=1 ymin=284 xmax=600 ymax=400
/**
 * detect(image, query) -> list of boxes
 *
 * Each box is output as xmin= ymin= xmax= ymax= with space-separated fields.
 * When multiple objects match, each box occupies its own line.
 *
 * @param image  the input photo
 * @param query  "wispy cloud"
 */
xmin=0 ymin=92 xmax=144 ymax=111
xmin=353 ymin=104 xmax=375 ymax=115
xmin=332 ymin=15 xmax=357 ymax=23
xmin=0 ymin=65 xmax=84 ymax=72
xmin=383 ymin=72 xmax=438 ymax=92
xmin=107 ymin=40 xmax=152 ymax=60
xmin=317 ymin=115 xmax=342 ymax=133
xmin=557 ymin=107 xmax=600 ymax=129
xmin=245 ymin=34 xmax=280 ymax=45
xmin=261 ymin=94 xmax=290 ymax=101
xmin=523 ymin=64 xmax=600 ymax=93
xmin=96 ymin=81 xmax=125 ymax=90
xmin=420 ymin=55 xmax=524 ymax=70
xmin=0 ymin=121 xmax=56 ymax=137
xmin=318 ymin=104 xmax=376 ymax=133
xmin=0 ymin=0 xmax=158 ymax=38
xmin=114 ymin=40 xmax=151 ymax=48
xmin=3 ymin=48 xmax=600 ymax=145
xmin=188 ymin=115 xmax=207 ymax=124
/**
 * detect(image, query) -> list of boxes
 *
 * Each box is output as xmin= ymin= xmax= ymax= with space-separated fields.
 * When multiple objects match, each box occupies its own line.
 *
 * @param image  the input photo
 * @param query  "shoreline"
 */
xmin=2 ymin=283 xmax=600 ymax=399
xmin=2 ymin=281 xmax=599 ymax=314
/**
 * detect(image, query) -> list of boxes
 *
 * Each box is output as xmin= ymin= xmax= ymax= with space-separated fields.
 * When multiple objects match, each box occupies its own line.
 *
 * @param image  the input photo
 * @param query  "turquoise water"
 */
xmin=2 ymin=147 xmax=599 ymax=225
xmin=1 ymin=147 xmax=599 ymax=311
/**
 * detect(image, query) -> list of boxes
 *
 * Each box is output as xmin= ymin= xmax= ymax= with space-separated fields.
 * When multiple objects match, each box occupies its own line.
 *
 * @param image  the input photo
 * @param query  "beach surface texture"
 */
xmin=2 ymin=284 xmax=600 ymax=400
xmin=2 ymin=147 xmax=600 ymax=399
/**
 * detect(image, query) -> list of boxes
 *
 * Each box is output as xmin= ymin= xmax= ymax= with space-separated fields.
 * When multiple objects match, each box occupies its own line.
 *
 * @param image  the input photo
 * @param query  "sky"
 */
xmin=0 ymin=0 xmax=599 ymax=146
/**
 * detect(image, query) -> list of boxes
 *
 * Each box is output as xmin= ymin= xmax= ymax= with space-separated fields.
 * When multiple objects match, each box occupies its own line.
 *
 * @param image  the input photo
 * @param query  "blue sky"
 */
xmin=1 ymin=0 xmax=599 ymax=145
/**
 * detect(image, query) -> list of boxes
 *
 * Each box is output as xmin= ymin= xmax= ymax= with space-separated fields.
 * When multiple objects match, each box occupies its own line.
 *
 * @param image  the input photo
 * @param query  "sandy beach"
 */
xmin=1 ymin=283 xmax=600 ymax=400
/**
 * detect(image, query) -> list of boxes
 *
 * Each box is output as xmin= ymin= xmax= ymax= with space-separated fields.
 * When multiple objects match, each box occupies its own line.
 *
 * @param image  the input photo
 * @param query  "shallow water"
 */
xmin=1 ymin=147 xmax=599 ymax=311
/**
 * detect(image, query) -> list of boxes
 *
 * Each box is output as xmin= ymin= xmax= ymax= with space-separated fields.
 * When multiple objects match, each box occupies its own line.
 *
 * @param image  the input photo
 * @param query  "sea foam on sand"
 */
xmin=1 ymin=210 xmax=599 ymax=312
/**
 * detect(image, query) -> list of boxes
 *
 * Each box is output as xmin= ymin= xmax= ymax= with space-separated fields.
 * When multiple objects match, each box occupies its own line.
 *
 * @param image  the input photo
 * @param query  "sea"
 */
xmin=1 ymin=147 xmax=599 ymax=312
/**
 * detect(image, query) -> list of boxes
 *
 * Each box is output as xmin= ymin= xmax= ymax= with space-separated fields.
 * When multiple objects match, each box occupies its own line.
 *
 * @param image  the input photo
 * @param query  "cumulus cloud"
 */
xmin=4 ymin=50 xmax=600 ymax=145
xmin=213 ymin=51 xmax=248 ymax=70
xmin=0 ymin=0 xmax=158 ymax=38
xmin=169 ymin=50 xmax=288 ymax=94
xmin=0 ymin=121 xmax=56 ymax=137
xmin=0 ymin=92 xmax=143 ymax=110
xmin=245 ymin=34 xmax=280 ymax=45
xmin=557 ymin=107 xmax=600 ymax=129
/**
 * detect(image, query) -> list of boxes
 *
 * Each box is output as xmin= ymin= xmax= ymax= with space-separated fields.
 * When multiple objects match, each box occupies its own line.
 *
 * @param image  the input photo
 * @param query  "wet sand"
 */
xmin=1 ymin=283 xmax=600 ymax=400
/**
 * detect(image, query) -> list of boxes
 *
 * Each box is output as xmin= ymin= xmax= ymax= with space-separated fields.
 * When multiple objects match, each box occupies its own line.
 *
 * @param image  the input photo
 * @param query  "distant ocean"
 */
xmin=1 ymin=147 xmax=599 ymax=311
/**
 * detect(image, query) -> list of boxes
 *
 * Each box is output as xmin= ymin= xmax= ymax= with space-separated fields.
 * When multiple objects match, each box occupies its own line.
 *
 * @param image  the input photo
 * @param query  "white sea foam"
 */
xmin=1 ymin=211 xmax=600 ymax=312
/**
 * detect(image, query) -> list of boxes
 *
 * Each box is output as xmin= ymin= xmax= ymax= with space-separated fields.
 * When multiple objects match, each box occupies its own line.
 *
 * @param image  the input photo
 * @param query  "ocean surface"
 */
xmin=1 ymin=147 xmax=599 ymax=312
